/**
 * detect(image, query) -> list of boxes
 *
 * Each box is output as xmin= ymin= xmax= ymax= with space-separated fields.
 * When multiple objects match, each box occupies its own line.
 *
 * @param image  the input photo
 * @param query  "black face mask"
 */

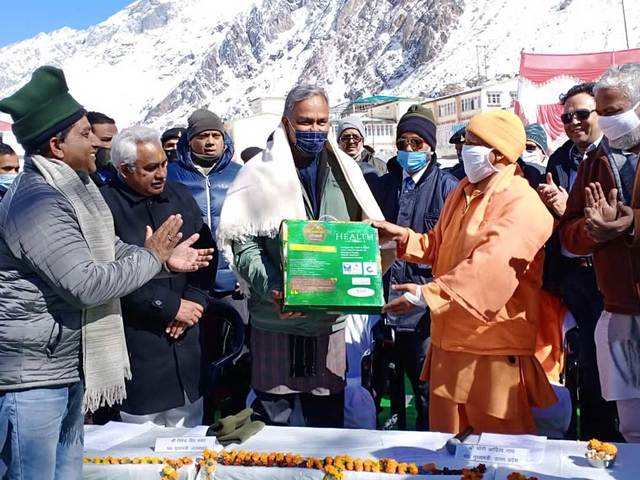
xmin=165 ymin=149 xmax=178 ymax=163
xmin=191 ymin=151 xmax=220 ymax=168
xmin=95 ymin=147 xmax=111 ymax=168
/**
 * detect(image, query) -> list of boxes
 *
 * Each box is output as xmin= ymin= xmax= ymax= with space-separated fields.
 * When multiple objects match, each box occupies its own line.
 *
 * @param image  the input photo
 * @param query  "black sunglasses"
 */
xmin=339 ymin=134 xmax=363 ymax=144
xmin=396 ymin=138 xmax=426 ymax=150
xmin=560 ymin=109 xmax=595 ymax=124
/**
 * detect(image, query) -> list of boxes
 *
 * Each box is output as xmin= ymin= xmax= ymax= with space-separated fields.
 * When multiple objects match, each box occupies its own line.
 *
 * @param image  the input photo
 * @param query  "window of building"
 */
xmin=461 ymin=96 xmax=480 ymax=112
xmin=487 ymin=92 xmax=501 ymax=105
xmin=438 ymin=101 xmax=456 ymax=117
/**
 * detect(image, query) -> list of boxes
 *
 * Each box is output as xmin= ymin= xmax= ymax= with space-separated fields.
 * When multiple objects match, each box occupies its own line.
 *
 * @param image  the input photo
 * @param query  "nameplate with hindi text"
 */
xmin=154 ymin=436 xmax=220 ymax=453
xmin=455 ymin=444 xmax=532 ymax=466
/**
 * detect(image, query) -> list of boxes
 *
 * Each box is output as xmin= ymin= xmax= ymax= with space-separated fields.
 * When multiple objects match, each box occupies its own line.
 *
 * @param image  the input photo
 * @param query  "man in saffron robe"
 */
xmin=374 ymin=110 xmax=557 ymax=434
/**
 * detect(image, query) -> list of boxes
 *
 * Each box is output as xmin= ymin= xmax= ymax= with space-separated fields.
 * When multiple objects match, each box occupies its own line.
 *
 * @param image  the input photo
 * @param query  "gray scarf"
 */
xmin=31 ymin=155 xmax=131 ymax=413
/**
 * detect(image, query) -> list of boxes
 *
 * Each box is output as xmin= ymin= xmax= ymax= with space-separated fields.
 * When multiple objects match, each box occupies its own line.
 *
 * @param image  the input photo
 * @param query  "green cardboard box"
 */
xmin=281 ymin=220 xmax=384 ymax=314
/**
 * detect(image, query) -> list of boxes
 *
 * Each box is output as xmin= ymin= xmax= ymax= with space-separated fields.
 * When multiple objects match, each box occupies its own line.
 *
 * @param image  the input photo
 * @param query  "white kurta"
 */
xmin=595 ymin=311 xmax=640 ymax=401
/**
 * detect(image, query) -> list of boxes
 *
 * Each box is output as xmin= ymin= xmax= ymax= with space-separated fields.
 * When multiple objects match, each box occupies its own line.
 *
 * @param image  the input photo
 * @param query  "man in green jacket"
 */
xmin=217 ymin=84 xmax=384 ymax=427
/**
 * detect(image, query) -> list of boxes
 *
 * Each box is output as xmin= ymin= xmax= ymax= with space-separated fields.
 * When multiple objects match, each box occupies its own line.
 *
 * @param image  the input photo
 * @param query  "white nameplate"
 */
xmin=154 ymin=436 xmax=219 ymax=453
xmin=455 ymin=444 xmax=531 ymax=466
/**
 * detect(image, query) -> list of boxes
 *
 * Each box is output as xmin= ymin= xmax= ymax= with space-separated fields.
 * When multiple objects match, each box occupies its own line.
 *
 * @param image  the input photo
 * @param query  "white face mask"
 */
xmin=522 ymin=149 xmax=544 ymax=165
xmin=598 ymin=102 xmax=640 ymax=141
xmin=461 ymin=145 xmax=498 ymax=183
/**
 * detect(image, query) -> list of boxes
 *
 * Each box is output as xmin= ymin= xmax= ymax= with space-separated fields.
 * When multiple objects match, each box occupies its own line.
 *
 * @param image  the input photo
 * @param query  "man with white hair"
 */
xmin=100 ymin=126 xmax=217 ymax=427
xmin=337 ymin=116 xmax=387 ymax=176
xmin=217 ymin=84 xmax=384 ymax=427
xmin=560 ymin=62 xmax=640 ymax=442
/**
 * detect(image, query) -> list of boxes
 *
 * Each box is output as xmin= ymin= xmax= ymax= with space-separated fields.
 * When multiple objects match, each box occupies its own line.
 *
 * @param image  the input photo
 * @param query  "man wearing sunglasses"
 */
xmin=561 ymin=63 xmax=640 ymax=443
xmin=539 ymin=83 xmax=618 ymax=440
xmin=336 ymin=116 xmax=387 ymax=176
xmin=539 ymin=83 xmax=603 ymax=219
xmin=376 ymin=105 xmax=458 ymax=430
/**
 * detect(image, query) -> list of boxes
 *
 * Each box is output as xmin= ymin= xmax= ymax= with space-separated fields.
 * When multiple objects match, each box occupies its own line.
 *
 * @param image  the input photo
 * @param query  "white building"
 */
xmin=333 ymin=96 xmax=425 ymax=159
xmin=422 ymin=78 xmax=518 ymax=158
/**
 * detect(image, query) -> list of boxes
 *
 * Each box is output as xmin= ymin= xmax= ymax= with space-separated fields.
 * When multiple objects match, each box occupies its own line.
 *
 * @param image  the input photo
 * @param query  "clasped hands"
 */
xmin=166 ymin=299 xmax=204 ymax=339
xmin=583 ymin=182 xmax=634 ymax=243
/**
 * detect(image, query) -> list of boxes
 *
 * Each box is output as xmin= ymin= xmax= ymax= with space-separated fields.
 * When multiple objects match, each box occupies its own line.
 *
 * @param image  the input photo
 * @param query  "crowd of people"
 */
xmin=0 ymin=60 xmax=639 ymax=479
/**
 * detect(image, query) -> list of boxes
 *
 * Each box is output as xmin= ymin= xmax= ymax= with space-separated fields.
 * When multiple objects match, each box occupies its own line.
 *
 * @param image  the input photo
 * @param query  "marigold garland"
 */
xmin=84 ymin=449 xmax=487 ymax=479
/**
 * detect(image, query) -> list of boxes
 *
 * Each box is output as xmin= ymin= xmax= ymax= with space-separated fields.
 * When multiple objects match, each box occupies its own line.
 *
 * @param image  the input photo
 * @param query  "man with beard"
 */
xmin=87 ymin=111 xmax=118 ymax=186
xmin=560 ymin=62 xmax=640 ymax=443
xmin=538 ymin=83 xmax=618 ymax=440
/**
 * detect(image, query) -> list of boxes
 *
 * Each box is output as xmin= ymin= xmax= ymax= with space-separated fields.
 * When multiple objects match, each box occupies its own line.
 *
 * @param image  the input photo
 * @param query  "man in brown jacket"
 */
xmin=560 ymin=62 xmax=640 ymax=443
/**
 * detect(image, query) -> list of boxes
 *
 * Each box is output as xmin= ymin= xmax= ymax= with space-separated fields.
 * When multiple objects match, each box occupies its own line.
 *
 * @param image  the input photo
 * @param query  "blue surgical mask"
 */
xmin=0 ymin=173 xmax=18 ymax=190
xmin=294 ymin=130 xmax=328 ymax=155
xmin=396 ymin=150 xmax=428 ymax=174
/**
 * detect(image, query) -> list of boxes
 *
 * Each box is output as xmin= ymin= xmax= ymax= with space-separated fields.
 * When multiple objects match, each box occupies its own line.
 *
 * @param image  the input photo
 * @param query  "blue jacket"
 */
xmin=378 ymin=157 xmax=458 ymax=330
xmin=167 ymin=133 xmax=241 ymax=293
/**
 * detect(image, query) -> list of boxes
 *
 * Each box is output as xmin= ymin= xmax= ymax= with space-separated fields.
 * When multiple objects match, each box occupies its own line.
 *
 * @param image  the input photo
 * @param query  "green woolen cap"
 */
xmin=0 ymin=66 xmax=84 ymax=148
xmin=402 ymin=104 xmax=436 ymax=124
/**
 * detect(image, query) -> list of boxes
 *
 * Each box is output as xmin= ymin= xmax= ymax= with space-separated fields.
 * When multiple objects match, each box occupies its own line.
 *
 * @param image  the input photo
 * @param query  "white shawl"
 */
xmin=217 ymin=124 xmax=384 ymax=267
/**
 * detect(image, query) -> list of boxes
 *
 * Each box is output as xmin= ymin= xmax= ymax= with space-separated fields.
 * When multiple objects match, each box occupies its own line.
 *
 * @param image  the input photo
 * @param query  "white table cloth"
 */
xmin=84 ymin=424 xmax=640 ymax=479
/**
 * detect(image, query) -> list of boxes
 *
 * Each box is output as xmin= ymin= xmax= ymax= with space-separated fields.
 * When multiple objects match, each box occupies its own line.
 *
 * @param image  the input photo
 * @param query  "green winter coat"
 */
xmin=233 ymin=149 xmax=363 ymax=336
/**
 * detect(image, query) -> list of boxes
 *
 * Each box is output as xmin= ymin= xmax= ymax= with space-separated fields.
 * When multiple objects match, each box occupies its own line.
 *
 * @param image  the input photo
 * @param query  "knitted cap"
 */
xmin=187 ymin=109 xmax=224 ymax=141
xmin=337 ymin=116 xmax=366 ymax=140
xmin=0 ymin=66 xmax=85 ymax=149
xmin=467 ymin=110 xmax=525 ymax=164
xmin=397 ymin=104 xmax=437 ymax=150
xmin=524 ymin=123 xmax=548 ymax=153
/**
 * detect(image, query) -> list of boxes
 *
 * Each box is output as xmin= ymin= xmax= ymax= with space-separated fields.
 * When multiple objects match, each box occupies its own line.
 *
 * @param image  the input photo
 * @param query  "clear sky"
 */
xmin=0 ymin=1 xmax=134 ymax=47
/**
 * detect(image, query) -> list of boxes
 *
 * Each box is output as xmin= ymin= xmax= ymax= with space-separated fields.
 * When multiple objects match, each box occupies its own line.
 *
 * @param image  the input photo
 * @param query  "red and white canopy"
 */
xmin=514 ymin=49 xmax=640 ymax=147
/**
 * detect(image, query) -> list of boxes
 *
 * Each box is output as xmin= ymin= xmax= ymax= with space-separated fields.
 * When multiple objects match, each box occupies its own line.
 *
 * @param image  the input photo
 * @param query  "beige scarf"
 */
xmin=31 ymin=155 xmax=131 ymax=413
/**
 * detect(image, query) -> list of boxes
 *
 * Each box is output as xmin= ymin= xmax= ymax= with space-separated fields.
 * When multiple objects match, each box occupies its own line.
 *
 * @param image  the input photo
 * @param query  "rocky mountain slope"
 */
xmin=0 ymin=0 xmax=638 ymax=130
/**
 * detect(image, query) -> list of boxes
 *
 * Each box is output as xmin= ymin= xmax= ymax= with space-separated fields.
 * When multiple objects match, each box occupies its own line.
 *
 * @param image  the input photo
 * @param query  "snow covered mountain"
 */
xmin=0 ymin=0 xmax=638 ymax=130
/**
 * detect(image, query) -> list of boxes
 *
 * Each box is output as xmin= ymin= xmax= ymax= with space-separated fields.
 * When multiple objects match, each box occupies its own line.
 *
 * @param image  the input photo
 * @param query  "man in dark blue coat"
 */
xmin=101 ymin=126 xmax=217 ymax=427
xmin=376 ymin=105 xmax=458 ymax=430
xmin=167 ymin=109 xmax=246 ymax=320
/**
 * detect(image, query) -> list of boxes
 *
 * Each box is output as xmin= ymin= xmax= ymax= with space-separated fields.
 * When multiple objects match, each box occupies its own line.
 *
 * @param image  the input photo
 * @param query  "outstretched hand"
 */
xmin=166 ymin=233 xmax=215 ymax=273
xmin=382 ymin=283 xmax=421 ymax=316
xmin=144 ymin=214 xmax=183 ymax=262
xmin=370 ymin=220 xmax=409 ymax=245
